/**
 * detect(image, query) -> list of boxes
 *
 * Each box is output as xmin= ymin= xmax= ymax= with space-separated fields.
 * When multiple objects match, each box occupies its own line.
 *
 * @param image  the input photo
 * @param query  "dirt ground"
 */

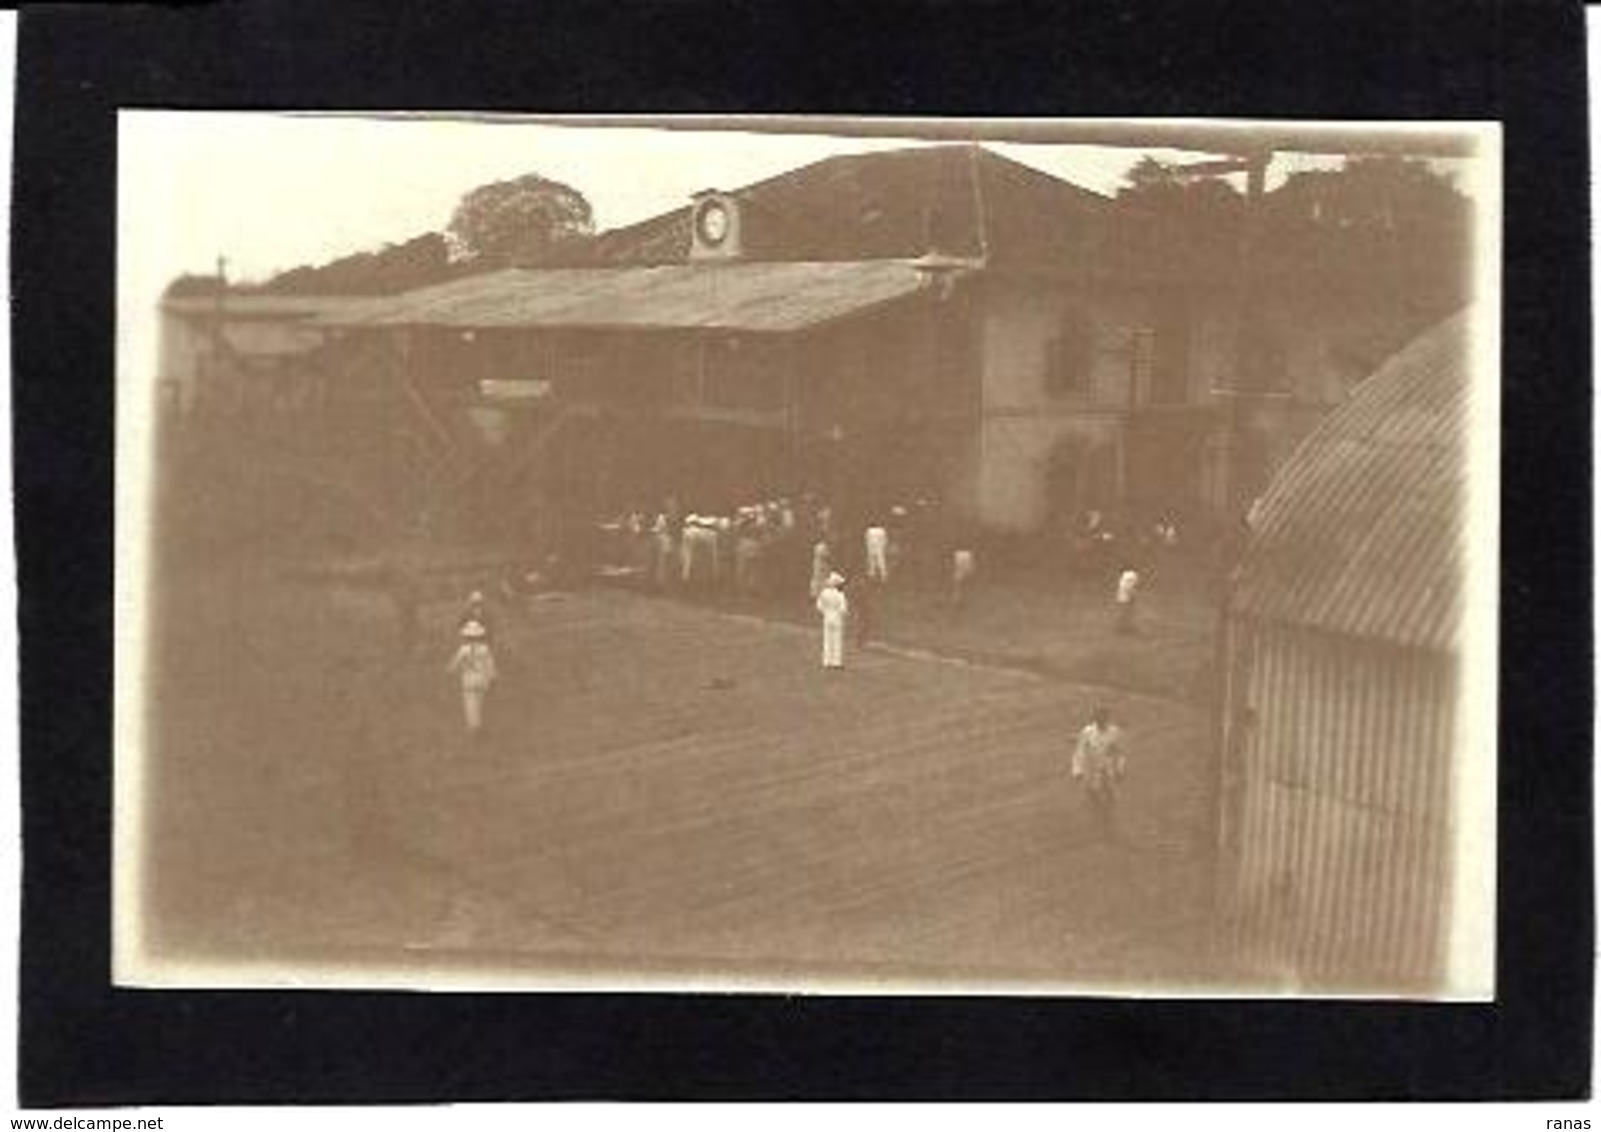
xmin=682 ymin=553 xmax=1222 ymax=702
xmin=132 ymin=550 xmax=1241 ymax=991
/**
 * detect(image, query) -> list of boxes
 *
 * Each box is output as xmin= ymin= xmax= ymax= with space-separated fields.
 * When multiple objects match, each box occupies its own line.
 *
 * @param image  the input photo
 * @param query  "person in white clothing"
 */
xmin=951 ymin=546 xmax=976 ymax=613
xmin=680 ymin=518 xmax=718 ymax=589
xmin=446 ymin=620 xmax=498 ymax=740
xmin=459 ymin=589 xmax=494 ymax=639
xmin=815 ymin=571 xmax=849 ymax=670
xmin=1072 ymin=704 xmax=1128 ymax=840
xmin=651 ymin=513 xmax=675 ymax=589
xmin=1115 ymin=566 xmax=1140 ymax=635
xmin=713 ymin=516 xmax=734 ymax=588
xmin=809 ymin=539 xmax=832 ymax=600
xmin=864 ymin=524 xmax=890 ymax=582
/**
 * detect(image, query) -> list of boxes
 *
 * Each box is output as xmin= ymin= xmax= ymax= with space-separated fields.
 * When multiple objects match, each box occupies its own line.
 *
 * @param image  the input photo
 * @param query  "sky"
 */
xmin=119 ymin=112 xmax=1261 ymax=286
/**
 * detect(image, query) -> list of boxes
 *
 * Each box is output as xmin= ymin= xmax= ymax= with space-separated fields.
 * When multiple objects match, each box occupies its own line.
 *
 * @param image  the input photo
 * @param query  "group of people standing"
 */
xmin=1070 ymin=507 xmax=1183 ymax=564
xmin=806 ymin=522 xmax=984 ymax=665
xmin=610 ymin=494 xmax=971 ymax=600
xmin=435 ymin=578 xmax=1133 ymax=844
xmin=626 ymin=496 xmax=806 ymax=597
xmin=426 ymin=542 xmax=1133 ymax=848
xmin=596 ymin=491 xmax=983 ymax=669
xmin=805 ymin=509 xmax=965 ymax=672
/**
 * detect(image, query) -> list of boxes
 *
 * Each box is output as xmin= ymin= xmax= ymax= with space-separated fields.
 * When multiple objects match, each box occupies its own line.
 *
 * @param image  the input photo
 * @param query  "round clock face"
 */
xmin=697 ymin=201 xmax=730 ymax=245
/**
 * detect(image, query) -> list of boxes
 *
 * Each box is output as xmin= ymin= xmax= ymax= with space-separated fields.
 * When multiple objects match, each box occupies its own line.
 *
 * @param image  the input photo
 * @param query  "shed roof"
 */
xmin=1231 ymin=310 xmax=1474 ymax=651
xmin=216 ymin=325 xmax=328 ymax=359
xmin=315 ymin=260 xmax=938 ymax=333
xmin=161 ymin=294 xmax=372 ymax=320
xmin=589 ymin=144 xmax=1105 ymax=267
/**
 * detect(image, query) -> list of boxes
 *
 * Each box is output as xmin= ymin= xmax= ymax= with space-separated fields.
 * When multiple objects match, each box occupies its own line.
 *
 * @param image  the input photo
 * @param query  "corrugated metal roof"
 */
xmin=1231 ymin=311 xmax=1474 ymax=651
xmin=161 ymin=295 xmax=372 ymax=318
xmin=219 ymin=326 xmax=327 ymax=358
xmin=588 ymin=145 xmax=1114 ymax=271
xmin=314 ymin=261 xmax=935 ymax=333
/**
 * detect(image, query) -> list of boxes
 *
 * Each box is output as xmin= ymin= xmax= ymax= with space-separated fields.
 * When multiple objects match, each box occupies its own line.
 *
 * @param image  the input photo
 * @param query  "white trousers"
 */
xmin=866 ymin=543 xmax=889 ymax=581
xmin=821 ymin=620 xmax=845 ymax=668
xmin=654 ymin=537 xmax=675 ymax=585
xmin=462 ymin=688 xmax=486 ymax=732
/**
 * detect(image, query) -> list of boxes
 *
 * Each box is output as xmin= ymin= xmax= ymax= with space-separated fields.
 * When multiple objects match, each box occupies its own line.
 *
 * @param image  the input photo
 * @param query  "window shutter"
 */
xmin=1047 ymin=308 xmax=1093 ymax=396
xmin=1129 ymin=327 xmax=1157 ymax=402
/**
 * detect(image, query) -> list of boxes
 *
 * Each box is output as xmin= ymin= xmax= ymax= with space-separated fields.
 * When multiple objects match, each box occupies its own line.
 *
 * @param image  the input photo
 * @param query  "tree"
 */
xmin=1117 ymin=155 xmax=1244 ymax=220
xmin=265 ymin=233 xmax=458 ymax=295
xmin=1114 ymin=154 xmax=1245 ymax=264
xmin=1116 ymin=155 xmax=1243 ymax=235
xmin=444 ymin=173 xmax=596 ymax=267
xmin=163 ymin=273 xmax=231 ymax=298
xmin=1261 ymin=155 xmax=1472 ymax=290
xmin=256 ymin=172 xmax=601 ymax=294
xmin=1267 ymin=155 xmax=1468 ymax=233
xmin=1121 ymin=155 xmax=1184 ymax=196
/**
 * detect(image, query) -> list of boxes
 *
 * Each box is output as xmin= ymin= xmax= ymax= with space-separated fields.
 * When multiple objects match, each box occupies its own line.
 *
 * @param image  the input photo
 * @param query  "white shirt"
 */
xmin=1073 ymin=722 xmax=1125 ymax=780
xmin=815 ymin=585 xmax=849 ymax=625
xmin=448 ymin=643 xmax=498 ymax=692
xmin=1117 ymin=570 xmax=1140 ymax=604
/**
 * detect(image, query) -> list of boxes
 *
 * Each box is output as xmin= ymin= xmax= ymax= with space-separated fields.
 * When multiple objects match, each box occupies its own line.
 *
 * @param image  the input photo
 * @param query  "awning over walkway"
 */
xmin=313 ymin=261 xmax=938 ymax=334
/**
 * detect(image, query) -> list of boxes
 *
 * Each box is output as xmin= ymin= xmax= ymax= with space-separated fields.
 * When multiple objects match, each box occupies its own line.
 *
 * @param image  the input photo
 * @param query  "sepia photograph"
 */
xmin=114 ymin=112 xmax=1500 ymax=999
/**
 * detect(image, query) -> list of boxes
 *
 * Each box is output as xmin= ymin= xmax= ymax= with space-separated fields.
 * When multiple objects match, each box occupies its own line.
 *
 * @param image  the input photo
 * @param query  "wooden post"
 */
xmin=1221 ymin=149 xmax=1272 ymax=518
xmin=1205 ymin=149 xmax=1272 ymax=948
xmin=782 ymin=339 xmax=800 ymax=488
xmin=695 ymin=332 xmax=708 ymax=409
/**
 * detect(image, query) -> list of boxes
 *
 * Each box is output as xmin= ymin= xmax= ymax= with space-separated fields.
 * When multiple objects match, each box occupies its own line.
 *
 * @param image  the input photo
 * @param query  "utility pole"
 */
xmin=1226 ymin=150 xmax=1270 ymax=517
xmin=1163 ymin=150 xmax=1272 ymax=516
xmin=210 ymin=254 xmax=229 ymax=418
xmin=1213 ymin=150 xmax=1271 ymax=928
xmin=1165 ymin=150 xmax=1273 ymax=924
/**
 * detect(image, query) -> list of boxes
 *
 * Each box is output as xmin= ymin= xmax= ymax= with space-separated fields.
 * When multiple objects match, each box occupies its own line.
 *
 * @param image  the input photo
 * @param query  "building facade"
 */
xmin=166 ymin=144 xmax=1469 ymax=544
xmin=158 ymin=293 xmax=367 ymax=418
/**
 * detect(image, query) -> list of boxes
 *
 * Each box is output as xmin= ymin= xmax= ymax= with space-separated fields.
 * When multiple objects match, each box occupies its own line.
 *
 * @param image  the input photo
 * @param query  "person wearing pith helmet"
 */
xmin=815 ymin=571 xmax=849 ymax=671
xmin=446 ymin=620 xmax=498 ymax=743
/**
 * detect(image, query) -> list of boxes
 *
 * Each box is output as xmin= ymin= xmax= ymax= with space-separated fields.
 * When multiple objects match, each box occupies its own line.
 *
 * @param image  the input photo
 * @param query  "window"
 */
xmin=1236 ymin=323 xmax=1289 ymax=393
xmin=703 ymin=337 xmax=785 ymax=412
xmin=1045 ymin=308 xmax=1093 ymax=397
xmin=1149 ymin=308 xmax=1192 ymax=404
xmin=1129 ymin=327 xmax=1157 ymax=403
xmin=934 ymin=301 xmax=972 ymax=398
xmin=669 ymin=339 xmax=701 ymax=405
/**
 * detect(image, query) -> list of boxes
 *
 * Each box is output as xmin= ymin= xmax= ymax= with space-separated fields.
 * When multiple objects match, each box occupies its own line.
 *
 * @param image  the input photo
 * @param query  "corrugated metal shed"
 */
xmin=314 ymin=261 xmax=935 ymax=334
xmin=1219 ymin=620 xmax=1458 ymax=989
xmin=1231 ymin=311 xmax=1471 ymax=651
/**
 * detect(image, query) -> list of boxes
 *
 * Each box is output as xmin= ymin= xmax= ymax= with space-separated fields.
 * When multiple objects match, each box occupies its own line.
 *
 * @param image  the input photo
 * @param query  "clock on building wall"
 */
xmin=696 ymin=200 xmax=730 ymax=246
xmin=689 ymin=192 xmax=741 ymax=260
